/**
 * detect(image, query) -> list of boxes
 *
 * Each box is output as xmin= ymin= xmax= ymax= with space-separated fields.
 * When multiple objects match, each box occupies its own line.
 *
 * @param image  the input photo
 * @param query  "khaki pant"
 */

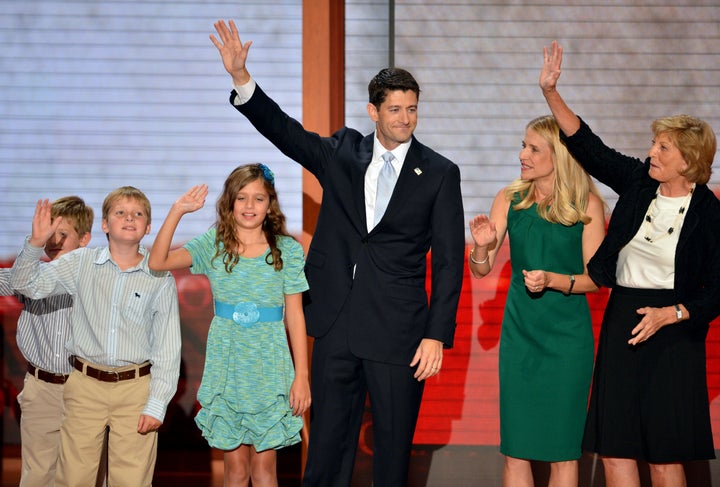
xmin=56 ymin=366 xmax=157 ymax=487
xmin=17 ymin=373 xmax=64 ymax=487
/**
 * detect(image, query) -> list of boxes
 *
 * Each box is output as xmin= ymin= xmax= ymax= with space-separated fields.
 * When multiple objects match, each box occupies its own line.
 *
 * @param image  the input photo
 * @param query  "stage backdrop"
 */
xmin=2 ymin=0 xmax=720 ymax=452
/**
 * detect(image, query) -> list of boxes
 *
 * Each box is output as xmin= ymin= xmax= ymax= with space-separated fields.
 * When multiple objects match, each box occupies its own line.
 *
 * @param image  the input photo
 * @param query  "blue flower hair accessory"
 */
xmin=258 ymin=163 xmax=275 ymax=186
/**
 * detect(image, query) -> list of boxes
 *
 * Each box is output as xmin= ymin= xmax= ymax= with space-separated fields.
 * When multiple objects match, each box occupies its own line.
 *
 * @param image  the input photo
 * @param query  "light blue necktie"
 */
xmin=374 ymin=151 xmax=397 ymax=226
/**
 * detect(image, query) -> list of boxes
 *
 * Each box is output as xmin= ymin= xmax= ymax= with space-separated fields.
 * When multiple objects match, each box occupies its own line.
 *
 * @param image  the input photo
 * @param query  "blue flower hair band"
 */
xmin=258 ymin=163 xmax=275 ymax=186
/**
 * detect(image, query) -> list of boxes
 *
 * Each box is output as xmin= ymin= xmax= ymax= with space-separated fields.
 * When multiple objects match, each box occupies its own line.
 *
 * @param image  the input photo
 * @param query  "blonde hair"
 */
xmin=51 ymin=196 xmax=93 ymax=236
xmin=102 ymin=186 xmax=152 ymax=224
xmin=505 ymin=115 xmax=604 ymax=225
xmin=651 ymin=114 xmax=716 ymax=185
xmin=214 ymin=164 xmax=290 ymax=272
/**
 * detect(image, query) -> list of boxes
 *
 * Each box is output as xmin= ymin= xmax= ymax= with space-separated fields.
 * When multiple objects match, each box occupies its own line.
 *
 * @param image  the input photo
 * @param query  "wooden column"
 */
xmin=301 ymin=0 xmax=345 ymax=475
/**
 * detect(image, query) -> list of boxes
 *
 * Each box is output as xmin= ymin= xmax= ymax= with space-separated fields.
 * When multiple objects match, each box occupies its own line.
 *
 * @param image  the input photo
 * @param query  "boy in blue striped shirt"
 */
xmin=1 ymin=196 xmax=95 ymax=487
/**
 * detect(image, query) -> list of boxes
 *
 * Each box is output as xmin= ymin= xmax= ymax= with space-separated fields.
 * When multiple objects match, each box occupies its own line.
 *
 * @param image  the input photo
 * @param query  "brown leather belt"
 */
xmin=27 ymin=363 xmax=69 ymax=384
xmin=72 ymin=357 xmax=151 ymax=383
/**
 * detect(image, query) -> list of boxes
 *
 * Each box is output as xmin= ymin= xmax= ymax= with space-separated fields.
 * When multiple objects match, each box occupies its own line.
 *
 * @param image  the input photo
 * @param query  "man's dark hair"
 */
xmin=368 ymin=68 xmax=421 ymax=108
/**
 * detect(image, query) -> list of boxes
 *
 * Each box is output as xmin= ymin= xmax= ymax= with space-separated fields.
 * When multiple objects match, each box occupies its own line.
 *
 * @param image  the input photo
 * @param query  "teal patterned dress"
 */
xmin=499 ymin=196 xmax=594 ymax=461
xmin=184 ymin=229 xmax=308 ymax=451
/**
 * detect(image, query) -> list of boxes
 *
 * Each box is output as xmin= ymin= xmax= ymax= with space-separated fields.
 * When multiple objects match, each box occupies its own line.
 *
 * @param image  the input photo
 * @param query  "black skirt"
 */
xmin=582 ymin=285 xmax=715 ymax=462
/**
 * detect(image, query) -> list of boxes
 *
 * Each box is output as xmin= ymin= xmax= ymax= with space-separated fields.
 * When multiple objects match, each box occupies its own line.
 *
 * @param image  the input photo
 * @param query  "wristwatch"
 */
xmin=564 ymin=274 xmax=575 ymax=295
xmin=674 ymin=304 xmax=683 ymax=322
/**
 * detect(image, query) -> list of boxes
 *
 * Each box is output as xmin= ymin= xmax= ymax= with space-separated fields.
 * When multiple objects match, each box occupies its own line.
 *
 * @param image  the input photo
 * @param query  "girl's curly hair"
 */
xmin=214 ymin=163 xmax=291 ymax=272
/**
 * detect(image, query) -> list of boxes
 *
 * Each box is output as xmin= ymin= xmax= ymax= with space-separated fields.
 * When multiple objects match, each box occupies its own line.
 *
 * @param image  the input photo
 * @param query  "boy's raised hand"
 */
xmin=29 ymin=199 xmax=61 ymax=248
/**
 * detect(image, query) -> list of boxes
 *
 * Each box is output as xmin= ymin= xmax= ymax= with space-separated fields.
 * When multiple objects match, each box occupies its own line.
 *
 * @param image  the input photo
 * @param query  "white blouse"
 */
xmin=616 ymin=191 xmax=692 ymax=289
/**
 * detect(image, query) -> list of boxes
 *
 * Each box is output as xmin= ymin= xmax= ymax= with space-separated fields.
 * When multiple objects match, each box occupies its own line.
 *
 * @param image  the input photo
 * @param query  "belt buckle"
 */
xmin=111 ymin=370 xmax=121 ymax=382
xmin=233 ymin=302 xmax=260 ymax=327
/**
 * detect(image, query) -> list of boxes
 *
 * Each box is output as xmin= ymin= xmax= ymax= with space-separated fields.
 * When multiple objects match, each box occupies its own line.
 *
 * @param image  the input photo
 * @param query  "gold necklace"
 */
xmin=642 ymin=184 xmax=694 ymax=243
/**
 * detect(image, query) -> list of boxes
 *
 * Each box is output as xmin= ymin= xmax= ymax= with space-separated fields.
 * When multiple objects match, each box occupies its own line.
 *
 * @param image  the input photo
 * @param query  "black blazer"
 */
xmin=562 ymin=119 xmax=720 ymax=330
xmin=231 ymin=85 xmax=465 ymax=365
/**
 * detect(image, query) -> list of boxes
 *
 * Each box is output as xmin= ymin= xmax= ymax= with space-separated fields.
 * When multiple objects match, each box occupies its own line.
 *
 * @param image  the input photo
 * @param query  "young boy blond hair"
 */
xmin=10 ymin=187 xmax=181 ymax=487
xmin=0 ymin=195 xmax=94 ymax=486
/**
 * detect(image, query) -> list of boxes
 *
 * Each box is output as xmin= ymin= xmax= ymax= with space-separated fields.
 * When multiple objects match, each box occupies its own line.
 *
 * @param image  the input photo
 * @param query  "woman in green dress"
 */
xmin=469 ymin=115 xmax=606 ymax=486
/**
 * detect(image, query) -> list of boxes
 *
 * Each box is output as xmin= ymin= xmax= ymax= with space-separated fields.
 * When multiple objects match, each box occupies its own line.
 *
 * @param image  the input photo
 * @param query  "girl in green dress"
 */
xmin=149 ymin=163 xmax=310 ymax=487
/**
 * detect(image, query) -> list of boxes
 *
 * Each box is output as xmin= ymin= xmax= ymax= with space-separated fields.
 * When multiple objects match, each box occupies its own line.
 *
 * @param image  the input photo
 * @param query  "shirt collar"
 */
xmin=94 ymin=245 xmax=152 ymax=275
xmin=372 ymin=135 xmax=412 ymax=165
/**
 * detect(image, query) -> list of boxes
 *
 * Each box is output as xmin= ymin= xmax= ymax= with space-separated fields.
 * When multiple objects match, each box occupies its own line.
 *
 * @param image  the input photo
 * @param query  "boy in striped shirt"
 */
xmin=1 ymin=196 xmax=95 ymax=487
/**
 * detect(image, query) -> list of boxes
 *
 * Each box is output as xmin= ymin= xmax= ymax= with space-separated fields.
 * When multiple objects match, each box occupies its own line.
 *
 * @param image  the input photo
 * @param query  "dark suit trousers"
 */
xmin=302 ymin=305 xmax=425 ymax=487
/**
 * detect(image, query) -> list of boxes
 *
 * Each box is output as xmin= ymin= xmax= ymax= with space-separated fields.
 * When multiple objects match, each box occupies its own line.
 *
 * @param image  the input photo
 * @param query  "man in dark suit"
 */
xmin=211 ymin=19 xmax=465 ymax=487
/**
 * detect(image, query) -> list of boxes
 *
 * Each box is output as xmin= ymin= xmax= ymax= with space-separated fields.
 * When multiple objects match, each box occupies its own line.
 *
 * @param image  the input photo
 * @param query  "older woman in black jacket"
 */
xmin=540 ymin=41 xmax=720 ymax=487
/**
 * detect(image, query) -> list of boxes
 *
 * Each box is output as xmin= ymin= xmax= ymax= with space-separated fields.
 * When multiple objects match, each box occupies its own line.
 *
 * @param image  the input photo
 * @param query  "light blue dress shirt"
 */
xmin=10 ymin=239 xmax=182 ymax=421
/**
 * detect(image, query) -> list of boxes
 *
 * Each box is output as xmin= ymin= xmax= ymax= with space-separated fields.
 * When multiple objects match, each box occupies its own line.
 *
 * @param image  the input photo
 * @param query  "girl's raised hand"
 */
xmin=173 ymin=184 xmax=208 ymax=215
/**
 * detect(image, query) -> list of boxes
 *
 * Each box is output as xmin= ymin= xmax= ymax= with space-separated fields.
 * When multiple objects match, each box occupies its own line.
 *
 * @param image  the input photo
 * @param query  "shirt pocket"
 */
xmin=123 ymin=289 xmax=152 ymax=326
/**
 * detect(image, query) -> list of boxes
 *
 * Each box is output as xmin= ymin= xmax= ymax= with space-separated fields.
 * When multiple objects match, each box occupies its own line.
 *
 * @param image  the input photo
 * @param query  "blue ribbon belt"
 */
xmin=214 ymin=301 xmax=283 ymax=327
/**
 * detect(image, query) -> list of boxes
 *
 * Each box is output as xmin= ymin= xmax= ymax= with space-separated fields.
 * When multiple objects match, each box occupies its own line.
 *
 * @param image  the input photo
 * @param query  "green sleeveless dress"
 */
xmin=499 ymin=197 xmax=594 ymax=461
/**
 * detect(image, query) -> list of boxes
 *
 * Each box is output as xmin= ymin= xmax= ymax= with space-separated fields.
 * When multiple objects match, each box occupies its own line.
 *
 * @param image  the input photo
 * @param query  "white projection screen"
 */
xmin=0 ymin=1 xmax=304 ymax=258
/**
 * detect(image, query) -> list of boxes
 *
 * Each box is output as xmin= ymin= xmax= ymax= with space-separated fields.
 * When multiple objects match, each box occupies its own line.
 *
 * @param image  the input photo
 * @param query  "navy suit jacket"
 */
xmin=562 ymin=119 xmax=720 ymax=333
xmin=231 ymin=85 xmax=465 ymax=365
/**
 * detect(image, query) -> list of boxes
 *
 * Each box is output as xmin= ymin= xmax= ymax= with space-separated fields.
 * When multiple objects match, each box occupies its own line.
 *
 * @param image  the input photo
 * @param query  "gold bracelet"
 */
xmin=469 ymin=248 xmax=489 ymax=265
